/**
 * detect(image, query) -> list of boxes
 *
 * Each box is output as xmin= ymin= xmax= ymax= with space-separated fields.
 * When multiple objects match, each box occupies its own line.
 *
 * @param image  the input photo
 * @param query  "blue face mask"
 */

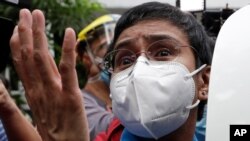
xmin=100 ymin=70 xmax=110 ymax=85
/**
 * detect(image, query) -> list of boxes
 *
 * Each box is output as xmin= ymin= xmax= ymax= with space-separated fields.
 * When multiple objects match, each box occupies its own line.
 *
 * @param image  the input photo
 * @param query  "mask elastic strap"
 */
xmin=88 ymin=73 xmax=101 ymax=83
xmin=104 ymin=23 xmax=111 ymax=45
xmin=185 ymin=64 xmax=207 ymax=79
xmin=85 ymin=42 xmax=97 ymax=64
xmin=186 ymin=99 xmax=200 ymax=109
xmin=95 ymin=56 xmax=103 ymax=64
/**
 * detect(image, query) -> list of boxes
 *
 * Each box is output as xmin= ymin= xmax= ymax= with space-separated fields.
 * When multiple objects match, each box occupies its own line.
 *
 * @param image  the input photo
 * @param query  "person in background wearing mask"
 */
xmin=9 ymin=2 xmax=214 ymax=141
xmin=0 ymin=75 xmax=42 ymax=141
xmin=76 ymin=14 xmax=120 ymax=140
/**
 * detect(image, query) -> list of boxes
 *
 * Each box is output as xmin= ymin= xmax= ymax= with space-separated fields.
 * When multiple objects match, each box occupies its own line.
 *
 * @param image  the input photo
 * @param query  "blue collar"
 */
xmin=121 ymin=128 xmax=199 ymax=141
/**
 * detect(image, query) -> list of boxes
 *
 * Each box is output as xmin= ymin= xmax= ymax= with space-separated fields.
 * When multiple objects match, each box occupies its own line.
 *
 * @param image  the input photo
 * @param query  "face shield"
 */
xmin=78 ymin=22 xmax=116 ymax=69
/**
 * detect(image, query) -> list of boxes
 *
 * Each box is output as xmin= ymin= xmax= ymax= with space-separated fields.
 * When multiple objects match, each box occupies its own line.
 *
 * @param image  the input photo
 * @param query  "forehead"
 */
xmin=113 ymin=20 xmax=196 ymax=71
xmin=115 ymin=20 xmax=189 ymax=47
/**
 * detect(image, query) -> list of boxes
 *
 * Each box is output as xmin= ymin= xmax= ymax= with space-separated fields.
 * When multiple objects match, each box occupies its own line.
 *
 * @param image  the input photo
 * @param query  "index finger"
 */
xmin=59 ymin=28 xmax=79 ymax=92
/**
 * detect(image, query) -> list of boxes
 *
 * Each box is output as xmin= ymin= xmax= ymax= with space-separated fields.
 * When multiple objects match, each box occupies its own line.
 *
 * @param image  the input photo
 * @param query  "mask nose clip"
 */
xmin=136 ymin=56 xmax=150 ymax=65
xmin=130 ymin=56 xmax=150 ymax=75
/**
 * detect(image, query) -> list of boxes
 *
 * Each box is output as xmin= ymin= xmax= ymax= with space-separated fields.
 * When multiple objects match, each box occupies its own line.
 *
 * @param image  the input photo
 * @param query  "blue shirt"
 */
xmin=0 ymin=120 xmax=7 ymax=141
xmin=195 ymin=104 xmax=207 ymax=141
xmin=121 ymin=128 xmax=199 ymax=141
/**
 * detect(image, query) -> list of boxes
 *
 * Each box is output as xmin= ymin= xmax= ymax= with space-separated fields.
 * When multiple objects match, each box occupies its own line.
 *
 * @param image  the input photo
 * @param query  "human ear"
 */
xmin=197 ymin=66 xmax=210 ymax=101
xmin=82 ymin=53 xmax=92 ymax=68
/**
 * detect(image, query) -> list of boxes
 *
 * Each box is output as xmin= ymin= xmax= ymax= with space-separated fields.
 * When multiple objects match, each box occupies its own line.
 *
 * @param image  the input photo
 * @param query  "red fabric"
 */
xmin=94 ymin=118 xmax=124 ymax=141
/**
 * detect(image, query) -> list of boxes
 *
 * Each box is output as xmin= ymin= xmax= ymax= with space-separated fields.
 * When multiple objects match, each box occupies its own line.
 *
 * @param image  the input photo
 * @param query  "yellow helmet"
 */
xmin=77 ymin=14 xmax=121 ymax=42
xmin=76 ymin=14 xmax=120 ymax=69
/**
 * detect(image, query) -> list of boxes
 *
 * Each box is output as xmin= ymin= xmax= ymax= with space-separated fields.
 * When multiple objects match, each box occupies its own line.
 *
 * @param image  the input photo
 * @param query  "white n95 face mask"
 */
xmin=110 ymin=56 xmax=206 ymax=139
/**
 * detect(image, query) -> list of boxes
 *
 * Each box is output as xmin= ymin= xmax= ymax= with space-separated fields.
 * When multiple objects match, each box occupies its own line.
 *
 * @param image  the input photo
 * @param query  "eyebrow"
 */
xmin=144 ymin=34 xmax=179 ymax=43
xmin=114 ymin=38 xmax=137 ymax=50
xmin=114 ymin=33 xmax=180 ymax=50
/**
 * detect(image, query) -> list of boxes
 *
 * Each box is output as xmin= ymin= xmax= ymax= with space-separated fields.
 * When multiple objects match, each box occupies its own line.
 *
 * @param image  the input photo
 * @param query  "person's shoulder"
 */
xmin=81 ymin=90 xmax=97 ymax=102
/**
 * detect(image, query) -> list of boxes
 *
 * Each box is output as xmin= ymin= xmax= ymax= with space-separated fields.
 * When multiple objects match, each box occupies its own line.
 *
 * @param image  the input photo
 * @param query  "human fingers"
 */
xmin=18 ymin=9 xmax=33 ymax=57
xmin=9 ymin=26 xmax=29 ymax=87
xmin=0 ymin=80 xmax=5 ymax=94
xmin=0 ymin=80 xmax=10 ymax=112
xmin=0 ymin=80 xmax=6 ymax=108
xmin=10 ymin=26 xmax=20 ymax=62
xmin=17 ymin=9 xmax=40 ymax=88
xmin=59 ymin=28 xmax=79 ymax=92
xmin=32 ymin=10 xmax=60 ymax=87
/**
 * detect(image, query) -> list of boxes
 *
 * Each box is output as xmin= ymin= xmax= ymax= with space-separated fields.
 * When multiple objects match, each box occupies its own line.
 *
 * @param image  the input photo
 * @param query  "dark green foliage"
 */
xmin=32 ymin=0 xmax=106 ymax=41
xmin=0 ymin=0 xmax=106 ymax=115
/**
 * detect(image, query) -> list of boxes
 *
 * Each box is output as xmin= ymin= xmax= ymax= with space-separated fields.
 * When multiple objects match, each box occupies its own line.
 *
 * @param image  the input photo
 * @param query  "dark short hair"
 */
xmin=109 ymin=2 xmax=214 ymax=67
xmin=107 ymin=2 xmax=215 ymax=120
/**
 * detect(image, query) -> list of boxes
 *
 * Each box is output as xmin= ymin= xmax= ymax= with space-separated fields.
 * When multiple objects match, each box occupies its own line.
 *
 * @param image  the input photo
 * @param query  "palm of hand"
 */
xmin=10 ymin=9 xmax=89 ymax=141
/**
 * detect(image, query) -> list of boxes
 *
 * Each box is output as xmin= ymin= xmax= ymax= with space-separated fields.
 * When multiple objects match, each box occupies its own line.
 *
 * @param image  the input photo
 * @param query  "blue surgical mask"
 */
xmin=100 ymin=70 xmax=110 ymax=85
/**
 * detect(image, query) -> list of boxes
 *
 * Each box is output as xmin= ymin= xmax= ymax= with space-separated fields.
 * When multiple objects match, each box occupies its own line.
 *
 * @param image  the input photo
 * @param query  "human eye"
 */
xmin=119 ymin=56 xmax=134 ymax=66
xmin=113 ymin=49 xmax=135 ymax=71
xmin=154 ymin=47 xmax=172 ymax=57
xmin=148 ymin=40 xmax=179 ymax=61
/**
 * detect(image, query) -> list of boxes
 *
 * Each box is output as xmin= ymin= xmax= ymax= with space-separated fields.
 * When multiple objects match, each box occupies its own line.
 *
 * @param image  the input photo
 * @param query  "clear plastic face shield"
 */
xmin=82 ymin=22 xmax=117 ymax=69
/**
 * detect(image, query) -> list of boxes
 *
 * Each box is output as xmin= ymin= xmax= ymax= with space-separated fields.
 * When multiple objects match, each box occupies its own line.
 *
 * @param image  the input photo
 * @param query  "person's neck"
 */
xmin=88 ymin=73 xmax=101 ymax=83
xmin=84 ymin=80 xmax=112 ymax=108
xmin=87 ymin=64 xmax=101 ymax=82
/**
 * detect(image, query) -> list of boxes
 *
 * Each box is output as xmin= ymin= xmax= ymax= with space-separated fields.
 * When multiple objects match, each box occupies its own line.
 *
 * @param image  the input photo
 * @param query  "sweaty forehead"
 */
xmin=115 ymin=20 xmax=189 ymax=48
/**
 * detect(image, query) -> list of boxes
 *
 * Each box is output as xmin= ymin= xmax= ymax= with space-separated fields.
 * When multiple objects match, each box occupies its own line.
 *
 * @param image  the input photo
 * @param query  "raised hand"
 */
xmin=10 ymin=9 xmax=89 ymax=141
xmin=0 ymin=80 xmax=17 ymax=121
xmin=0 ymin=80 xmax=42 ymax=141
